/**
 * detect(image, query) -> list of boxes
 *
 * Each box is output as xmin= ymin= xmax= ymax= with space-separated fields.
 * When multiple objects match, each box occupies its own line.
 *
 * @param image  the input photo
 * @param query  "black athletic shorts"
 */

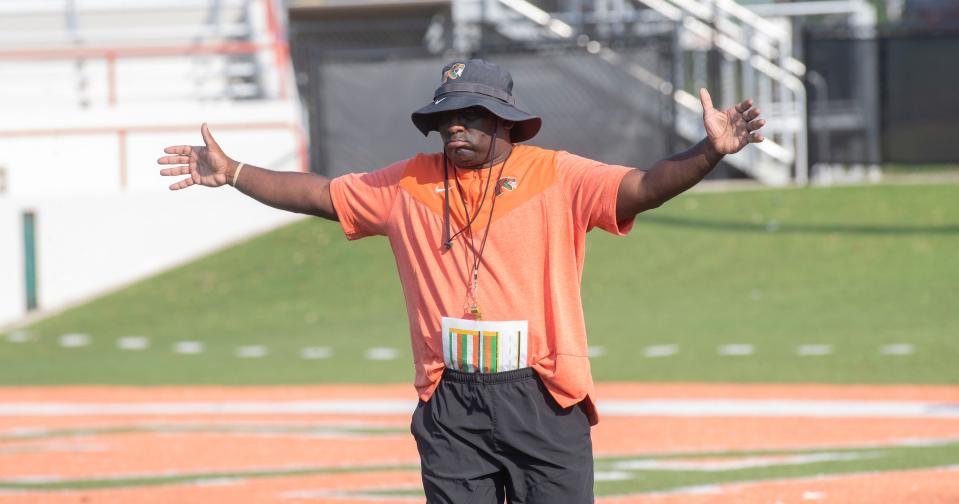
xmin=411 ymin=367 xmax=594 ymax=504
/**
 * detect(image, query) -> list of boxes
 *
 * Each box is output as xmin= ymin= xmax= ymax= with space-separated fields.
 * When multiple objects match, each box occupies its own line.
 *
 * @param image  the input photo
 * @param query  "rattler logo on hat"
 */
xmin=411 ymin=59 xmax=543 ymax=143
xmin=443 ymin=63 xmax=466 ymax=83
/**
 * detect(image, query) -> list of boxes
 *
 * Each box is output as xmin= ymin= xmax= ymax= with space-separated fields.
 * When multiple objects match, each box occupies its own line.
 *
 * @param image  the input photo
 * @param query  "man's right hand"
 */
xmin=157 ymin=122 xmax=338 ymax=220
xmin=158 ymin=123 xmax=236 ymax=190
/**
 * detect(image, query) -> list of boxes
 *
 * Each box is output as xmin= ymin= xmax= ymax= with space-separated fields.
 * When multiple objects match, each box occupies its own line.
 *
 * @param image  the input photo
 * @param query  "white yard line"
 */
xmin=280 ymin=486 xmax=423 ymax=501
xmin=796 ymin=344 xmax=833 ymax=356
xmin=880 ymin=343 xmax=915 ymax=356
xmin=117 ymin=336 xmax=149 ymax=350
xmin=643 ymin=344 xmax=679 ymax=357
xmin=0 ymin=399 xmax=956 ymax=418
xmin=364 ymin=347 xmax=398 ymax=360
xmin=598 ymin=399 xmax=959 ymax=418
xmin=300 ymin=347 xmax=332 ymax=359
xmin=0 ymin=401 xmax=419 ymax=416
xmin=612 ymin=451 xmax=879 ymax=472
xmin=58 ymin=333 xmax=90 ymax=348
xmin=235 ymin=345 xmax=268 ymax=359
xmin=717 ymin=344 xmax=755 ymax=356
xmin=609 ymin=464 xmax=959 ymax=499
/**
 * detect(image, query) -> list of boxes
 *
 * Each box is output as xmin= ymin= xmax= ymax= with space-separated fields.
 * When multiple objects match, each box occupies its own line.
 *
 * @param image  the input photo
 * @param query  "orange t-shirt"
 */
xmin=329 ymin=144 xmax=634 ymax=425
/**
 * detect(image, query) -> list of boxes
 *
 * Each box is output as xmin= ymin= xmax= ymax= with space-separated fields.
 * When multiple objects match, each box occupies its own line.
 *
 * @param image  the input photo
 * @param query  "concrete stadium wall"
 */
xmin=0 ymin=101 xmax=308 ymax=328
xmin=0 ymin=192 xmax=303 ymax=328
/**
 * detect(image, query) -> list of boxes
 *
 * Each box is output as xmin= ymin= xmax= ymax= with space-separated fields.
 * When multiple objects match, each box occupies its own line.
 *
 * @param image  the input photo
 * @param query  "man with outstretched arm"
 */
xmin=158 ymin=59 xmax=764 ymax=504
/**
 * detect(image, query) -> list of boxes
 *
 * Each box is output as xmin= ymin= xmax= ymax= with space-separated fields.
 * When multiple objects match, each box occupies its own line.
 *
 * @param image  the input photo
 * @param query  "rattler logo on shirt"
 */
xmin=495 ymin=176 xmax=518 ymax=196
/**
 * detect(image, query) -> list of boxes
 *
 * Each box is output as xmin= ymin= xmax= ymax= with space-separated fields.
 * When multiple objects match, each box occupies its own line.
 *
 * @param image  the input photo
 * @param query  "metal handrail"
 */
xmin=496 ymin=0 xmax=575 ymax=38
xmin=0 ymin=0 xmax=290 ymax=103
xmin=674 ymin=12 xmax=809 ymax=182
xmin=477 ymin=0 xmax=809 ymax=184
xmin=640 ymin=0 xmax=804 ymax=77
xmin=0 ymin=41 xmax=289 ymax=105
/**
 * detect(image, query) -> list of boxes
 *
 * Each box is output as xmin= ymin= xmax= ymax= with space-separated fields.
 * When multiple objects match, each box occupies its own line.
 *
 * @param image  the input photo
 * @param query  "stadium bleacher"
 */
xmin=0 ymin=0 xmax=305 ymax=327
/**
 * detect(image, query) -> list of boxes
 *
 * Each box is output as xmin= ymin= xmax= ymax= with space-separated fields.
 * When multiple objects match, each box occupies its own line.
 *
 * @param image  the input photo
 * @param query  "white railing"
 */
xmin=634 ymin=0 xmax=808 ymax=184
xmin=0 ymin=0 xmax=292 ymax=107
xmin=482 ymin=0 xmax=808 ymax=185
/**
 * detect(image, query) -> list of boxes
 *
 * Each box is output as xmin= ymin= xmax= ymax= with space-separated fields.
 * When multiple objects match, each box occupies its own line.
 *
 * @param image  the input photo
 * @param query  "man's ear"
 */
xmin=501 ymin=120 xmax=515 ymax=130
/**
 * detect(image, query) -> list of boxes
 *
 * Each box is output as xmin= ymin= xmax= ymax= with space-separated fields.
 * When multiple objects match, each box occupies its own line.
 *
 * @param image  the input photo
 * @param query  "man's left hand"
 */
xmin=699 ymin=88 xmax=765 ymax=156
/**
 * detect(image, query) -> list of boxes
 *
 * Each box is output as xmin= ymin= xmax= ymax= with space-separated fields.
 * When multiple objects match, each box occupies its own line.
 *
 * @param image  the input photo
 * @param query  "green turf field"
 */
xmin=1 ymin=183 xmax=957 ymax=385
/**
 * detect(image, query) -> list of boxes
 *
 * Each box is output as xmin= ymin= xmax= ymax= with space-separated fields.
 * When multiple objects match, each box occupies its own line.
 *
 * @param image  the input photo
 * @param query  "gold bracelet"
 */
xmin=231 ymin=162 xmax=246 ymax=187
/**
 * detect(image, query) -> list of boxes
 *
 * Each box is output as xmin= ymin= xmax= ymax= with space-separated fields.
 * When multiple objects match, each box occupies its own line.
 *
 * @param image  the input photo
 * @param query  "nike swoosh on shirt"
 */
xmin=434 ymin=186 xmax=448 ymax=193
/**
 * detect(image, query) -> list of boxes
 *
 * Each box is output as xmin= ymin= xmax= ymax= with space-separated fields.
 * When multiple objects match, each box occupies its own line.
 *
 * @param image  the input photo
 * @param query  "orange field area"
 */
xmin=0 ymin=384 xmax=957 ymax=503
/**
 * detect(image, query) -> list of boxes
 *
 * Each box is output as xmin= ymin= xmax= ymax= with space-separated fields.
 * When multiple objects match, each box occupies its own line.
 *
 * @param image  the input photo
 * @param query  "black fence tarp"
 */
xmin=880 ymin=31 xmax=959 ymax=164
xmin=805 ymin=27 xmax=959 ymax=165
xmin=290 ymin=15 xmax=677 ymax=177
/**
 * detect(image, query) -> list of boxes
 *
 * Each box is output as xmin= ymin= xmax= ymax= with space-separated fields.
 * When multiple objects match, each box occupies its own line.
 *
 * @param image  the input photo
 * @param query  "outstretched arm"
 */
xmin=157 ymin=124 xmax=338 ymax=221
xmin=616 ymin=88 xmax=765 ymax=221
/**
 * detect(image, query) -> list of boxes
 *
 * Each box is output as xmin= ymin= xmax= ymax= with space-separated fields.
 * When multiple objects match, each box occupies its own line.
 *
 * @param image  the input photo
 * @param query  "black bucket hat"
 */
xmin=411 ymin=59 xmax=542 ymax=143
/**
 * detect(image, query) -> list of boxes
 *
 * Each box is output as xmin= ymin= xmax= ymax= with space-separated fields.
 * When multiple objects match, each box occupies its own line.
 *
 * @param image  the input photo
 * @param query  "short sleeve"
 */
xmin=556 ymin=151 xmax=636 ymax=235
xmin=329 ymin=159 xmax=407 ymax=239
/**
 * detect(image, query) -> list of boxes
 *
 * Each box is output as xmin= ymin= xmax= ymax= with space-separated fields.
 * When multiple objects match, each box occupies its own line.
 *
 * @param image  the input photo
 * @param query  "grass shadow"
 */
xmin=640 ymin=215 xmax=959 ymax=236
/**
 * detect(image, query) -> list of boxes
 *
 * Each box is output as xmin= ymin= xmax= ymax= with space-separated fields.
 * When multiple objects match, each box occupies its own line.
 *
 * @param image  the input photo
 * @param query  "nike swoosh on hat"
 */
xmin=433 ymin=97 xmax=447 ymax=105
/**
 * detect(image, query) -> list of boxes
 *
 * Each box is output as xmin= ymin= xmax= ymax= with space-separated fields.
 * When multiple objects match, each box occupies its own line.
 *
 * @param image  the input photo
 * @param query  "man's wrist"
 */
xmin=225 ymin=160 xmax=241 ymax=186
xmin=703 ymin=138 xmax=724 ymax=167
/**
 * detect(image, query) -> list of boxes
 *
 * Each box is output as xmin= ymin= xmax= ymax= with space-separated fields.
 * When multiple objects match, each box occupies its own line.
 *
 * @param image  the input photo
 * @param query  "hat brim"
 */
xmin=411 ymin=93 xmax=542 ymax=143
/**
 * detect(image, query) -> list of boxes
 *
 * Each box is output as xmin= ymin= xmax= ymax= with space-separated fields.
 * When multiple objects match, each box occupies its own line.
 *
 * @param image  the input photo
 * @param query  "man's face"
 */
xmin=437 ymin=107 xmax=502 ymax=168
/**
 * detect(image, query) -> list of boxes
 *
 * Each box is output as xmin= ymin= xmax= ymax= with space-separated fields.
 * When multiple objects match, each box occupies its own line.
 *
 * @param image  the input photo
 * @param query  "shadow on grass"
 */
xmin=640 ymin=215 xmax=959 ymax=236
